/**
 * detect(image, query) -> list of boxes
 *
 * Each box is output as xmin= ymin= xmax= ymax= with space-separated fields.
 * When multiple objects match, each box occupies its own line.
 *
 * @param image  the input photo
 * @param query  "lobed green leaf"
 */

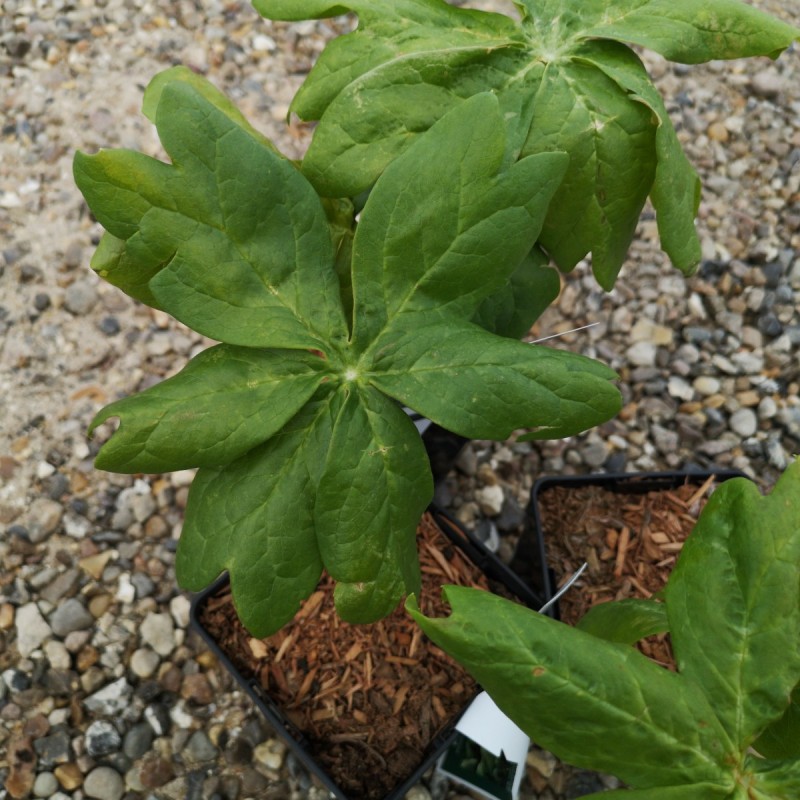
xmin=367 ymin=313 xmax=621 ymax=440
xmin=254 ymin=0 xmax=799 ymax=285
xmin=409 ymin=586 xmax=735 ymax=790
xmin=89 ymin=346 xmax=327 ymax=473
xmin=315 ymin=387 xmax=430 ymax=622
xmin=665 ymin=463 xmax=800 ymax=752
xmin=74 ymin=77 xmax=347 ymax=351
xmin=349 ymin=93 xmax=569 ymax=349
xmin=176 ymin=393 xmax=340 ymax=637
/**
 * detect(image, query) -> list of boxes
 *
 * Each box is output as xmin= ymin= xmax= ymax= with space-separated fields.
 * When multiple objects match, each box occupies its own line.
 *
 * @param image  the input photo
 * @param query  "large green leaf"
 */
xmin=368 ymin=312 xmax=621 ymax=440
xmin=176 ymin=393 xmax=338 ymax=637
xmin=409 ymin=587 xmax=735 ymax=790
xmin=410 ymin=461 xmax=800 ymax=796
xmin=89 ymin=346 xmax=326 ymax=473
xmin=665 ymin=470 xmax=800 ymax=751
xmin=315 ymin=387 xmax=430 ymax=621
xmin=74 ymin=80 xmax=348 ymax=351
xmin=254 ymin=0 xmax=799 ymax=286
xmin=349 ymin=92 xmax=569 ymax=348
xmin=78 ymin=70 xmax=619 ymax=634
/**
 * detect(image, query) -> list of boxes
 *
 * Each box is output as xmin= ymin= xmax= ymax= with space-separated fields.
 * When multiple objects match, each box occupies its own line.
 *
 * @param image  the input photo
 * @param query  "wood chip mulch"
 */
xmin=197 ymin=512 xmax=493 ymax=800
xmin=538 ymin=476 xmax=717 ymax=669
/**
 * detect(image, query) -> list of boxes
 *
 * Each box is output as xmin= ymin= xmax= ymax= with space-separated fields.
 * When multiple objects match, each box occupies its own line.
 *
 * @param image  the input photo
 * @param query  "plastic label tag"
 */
xmin=437 ymin=692 xmax=529 ymax=800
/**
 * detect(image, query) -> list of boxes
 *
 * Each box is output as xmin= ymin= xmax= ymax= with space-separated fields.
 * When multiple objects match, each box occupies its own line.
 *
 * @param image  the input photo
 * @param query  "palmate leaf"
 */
xmin=253 ymin=0 xmax=799 ymax=287
xmin=410 ymin=461 xmax=800 ymax=797
xmin=76 ymin=72 xmax=621 ymax=635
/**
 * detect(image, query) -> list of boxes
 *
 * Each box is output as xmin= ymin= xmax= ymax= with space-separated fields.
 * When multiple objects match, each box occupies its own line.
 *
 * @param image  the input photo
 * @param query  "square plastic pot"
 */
xmin=189 ymin=506 xmax=545 ymax=800
xmin=511 ymin=468 xmax=748 ymax=621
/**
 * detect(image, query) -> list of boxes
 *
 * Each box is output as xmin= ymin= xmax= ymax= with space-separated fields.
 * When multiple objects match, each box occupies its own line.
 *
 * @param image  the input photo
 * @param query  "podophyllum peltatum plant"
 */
xmin=73 ymin=70 xmax=621 ymax=636
xmin=74 ymin=1 xmax=799 ymax=640
xmin=255 ymin=0 xmax=800 ymax=291
xmin=410 ymin=460 xmax=800 ymax=799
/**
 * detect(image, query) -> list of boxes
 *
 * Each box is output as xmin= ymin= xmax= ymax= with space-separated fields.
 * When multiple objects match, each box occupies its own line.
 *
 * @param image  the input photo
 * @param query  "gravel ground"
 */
xmin=1 ymin=1 xmax=798 ymax=799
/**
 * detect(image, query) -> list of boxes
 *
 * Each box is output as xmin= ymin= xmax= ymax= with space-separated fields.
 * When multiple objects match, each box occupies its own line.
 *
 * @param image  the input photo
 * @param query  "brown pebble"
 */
xmin=22 ymin=713 xmax=49 ymax=739
xmin=78 ymin=551 xmax=113 ymax=580
xmin=54 ymin=762 xmax=83 ymax=791
xmin=75 ymin=645 xmax=99 ymax=672
xmin=88 ymin=593 xmax=112 ymax=618
xmin=146 ymin=558 xmax=166 ymax=578
xmin=159 ymin=664 xmax=183 ymax=694
xmin=144 ymin=515 xmax=169 ymax=538
xmin=0 ymin=456 xmax=20 ymax=480
xmin=5 ymin=735 xmax=36 ymax=800
xmin=0 ymin=602 xmax=15 ymax=629
xmin=139 ymin=755 xmax=174 ymax=789
xmin=707 ymin=121 xmax=729 ymax=142
xmin=181 ymin=673 xmax=214 ymax=705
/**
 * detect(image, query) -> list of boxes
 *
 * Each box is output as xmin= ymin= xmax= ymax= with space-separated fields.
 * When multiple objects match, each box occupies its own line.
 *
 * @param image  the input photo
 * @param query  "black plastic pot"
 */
xmin=190 ymin=506 xmax=545 ymax=800
xmin=512 ymin=468 xmax=748 ymax=620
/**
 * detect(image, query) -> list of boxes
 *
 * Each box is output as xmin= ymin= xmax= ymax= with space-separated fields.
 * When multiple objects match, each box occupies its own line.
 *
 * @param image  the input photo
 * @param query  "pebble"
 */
xmin=50 ymin=598 xmax=94 ymax=637
xmin=84 ymin=677 xmax=133 ymax=716
xmin=25 ymin=497 xmax=63 ymax=542
xmin=625 ymin=341 xmax=657 ymax=367
xmin=123 ymin=723 xmax=155 ymax=760
xmin=185 ymin=730 xmax=219 ymax=763
xmin=34 ymin=730 xmax=72 ymax=768
xmin=64 ymin=280 xmax=99 ymax=315
xmin=15 ymin=602 xmax=52 ymax=657
xmin=475 ymin=484 xmax=504 ymax=516
xmin=85 ymin=720 xmax=122 ymax=757
xmin=130 ymin=647 xmax=161 ymax=679
xmin=83 ymin=766 xmax=125 ymax=800
xmin=54 ymin=763 xmax=83 ymax=791
xmin=33 ymin=771 xmax=59 ymax=797
xmin=140 ymin=611 xmax=176 ymax=656
xmin=730 ymin=408 xmax=758 ymax=438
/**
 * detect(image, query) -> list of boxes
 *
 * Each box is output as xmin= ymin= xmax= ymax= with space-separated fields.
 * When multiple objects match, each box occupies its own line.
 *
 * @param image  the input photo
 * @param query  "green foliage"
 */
xmin=74 ymin=70 xmax=621 ymax=636
xmin=409 ymin=460 xmax=800 ymax=799
xmin=253 ymin=0 xmax=799 ymax=288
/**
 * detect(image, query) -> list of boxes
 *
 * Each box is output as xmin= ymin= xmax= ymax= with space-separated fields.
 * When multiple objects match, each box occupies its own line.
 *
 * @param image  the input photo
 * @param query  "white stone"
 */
xmin=169 ymin=595 xmax=191 ymax=629
xmin=44 ymin=640 xmax=71 ymax=670
xmin=254 ymin=739 xmax=287 ymax=771
xmin=730 ymin=408 xmax=758 ymax=438
xmin=475 ymin=484 xmax=504 ymax=516
xmin=140 ymin=612 xmax=175 ymax=657
xmin=626 ymin=341 xmax=657 ymax=368
xmin=693 ymin=376 xmax=721 ymax=396
xmin=116 ymin=574 xmax=136 ymax=604
xmin=667 ymin=376 xmax=694 ymax=402
xmin=130 ymin=648 xmax=160 ymax=679
xmin=15 ymin=602 xmax=51 ymax=657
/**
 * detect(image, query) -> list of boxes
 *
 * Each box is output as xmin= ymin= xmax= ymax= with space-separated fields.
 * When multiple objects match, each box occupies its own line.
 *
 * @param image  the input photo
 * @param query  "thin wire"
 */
xmin=530 ymin=322 xmax=599 ymax=343
xmin=538 ymin=562 xmax=588 ymax=615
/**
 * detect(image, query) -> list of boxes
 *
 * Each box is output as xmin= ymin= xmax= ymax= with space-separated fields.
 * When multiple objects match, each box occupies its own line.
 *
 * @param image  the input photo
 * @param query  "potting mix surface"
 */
xmin=198 ymin=513 xmax=492 ymax=799
xmin=539 ymin=476 xmax=718 ymax=669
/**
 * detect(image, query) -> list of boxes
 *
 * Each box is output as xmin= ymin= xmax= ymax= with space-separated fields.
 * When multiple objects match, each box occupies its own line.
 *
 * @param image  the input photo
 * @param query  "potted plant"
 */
xmin=190 ymin=508 xmax=543 ymax=799
xmin=72 ymin=0 xmax=799 ymax=796
xmin=411 ymin=460 xmax=800 ymax=799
